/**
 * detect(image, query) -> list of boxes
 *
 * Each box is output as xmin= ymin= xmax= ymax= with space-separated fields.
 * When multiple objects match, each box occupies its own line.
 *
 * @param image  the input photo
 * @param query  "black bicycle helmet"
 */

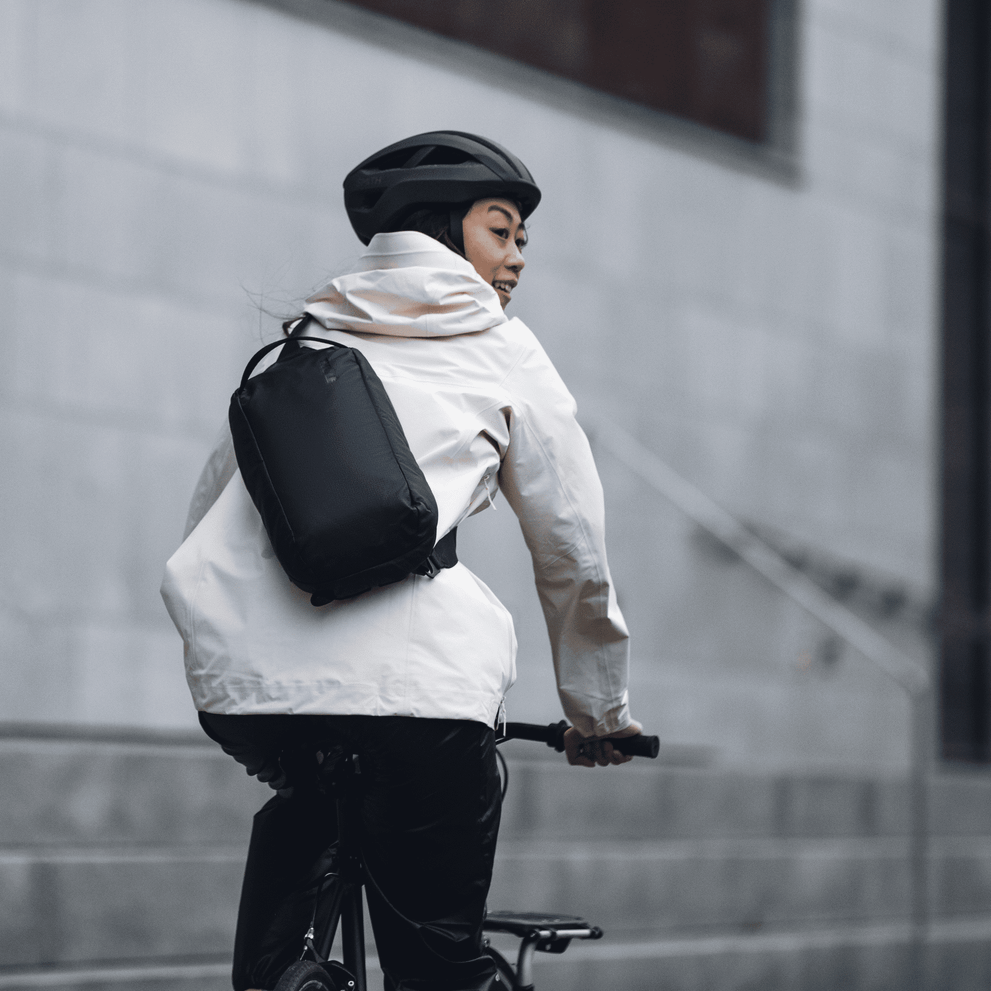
xmin=344 ymin=131 xmax=541 ymax=246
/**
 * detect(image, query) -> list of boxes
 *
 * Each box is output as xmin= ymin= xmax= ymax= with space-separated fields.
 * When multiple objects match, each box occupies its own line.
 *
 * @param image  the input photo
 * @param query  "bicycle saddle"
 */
xmin=483 ymin=911 xmax=601 ymax=937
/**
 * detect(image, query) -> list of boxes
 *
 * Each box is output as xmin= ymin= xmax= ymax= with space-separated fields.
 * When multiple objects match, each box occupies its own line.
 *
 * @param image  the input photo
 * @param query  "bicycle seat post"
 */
xmin=515 ymin=934 xmax=541 ymax=991
xmin=336 ymin=753 xmax=367 ymax=991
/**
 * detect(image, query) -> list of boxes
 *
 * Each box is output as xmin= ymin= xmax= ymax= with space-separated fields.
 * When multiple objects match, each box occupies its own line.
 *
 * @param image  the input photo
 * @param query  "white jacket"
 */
xmin=161 ymin=232 xmax=632 ymax=737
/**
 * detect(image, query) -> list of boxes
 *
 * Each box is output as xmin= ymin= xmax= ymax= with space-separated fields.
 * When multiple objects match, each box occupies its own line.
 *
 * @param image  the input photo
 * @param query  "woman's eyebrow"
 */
xmin=487 ymin=205 xmax=516 ymax=223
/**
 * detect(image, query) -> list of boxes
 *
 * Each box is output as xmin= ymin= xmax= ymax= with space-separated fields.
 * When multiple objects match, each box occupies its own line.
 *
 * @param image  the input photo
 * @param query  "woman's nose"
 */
xmin=507 ymin=244 xmax=525 ymax=273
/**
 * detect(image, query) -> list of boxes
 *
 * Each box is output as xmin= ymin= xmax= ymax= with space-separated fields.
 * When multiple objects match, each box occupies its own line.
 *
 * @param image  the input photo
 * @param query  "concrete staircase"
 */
xmin=0 ymin=727 xmax=259 ymax=991
xmin=491 ymin=743 xmax=991 ymax=989
xmin=2 ymin=727 xmax=991 ymax=991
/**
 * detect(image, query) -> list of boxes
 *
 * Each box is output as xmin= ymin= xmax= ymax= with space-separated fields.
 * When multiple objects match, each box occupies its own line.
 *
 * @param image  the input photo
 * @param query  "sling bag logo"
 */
xmin=228 ymin=315 xmax=457 ymax=606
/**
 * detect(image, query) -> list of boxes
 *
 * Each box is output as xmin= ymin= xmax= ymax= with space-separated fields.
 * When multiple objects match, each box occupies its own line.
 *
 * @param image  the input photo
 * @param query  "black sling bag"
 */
xmin=228 ymin=315 xmax=457 ymax=606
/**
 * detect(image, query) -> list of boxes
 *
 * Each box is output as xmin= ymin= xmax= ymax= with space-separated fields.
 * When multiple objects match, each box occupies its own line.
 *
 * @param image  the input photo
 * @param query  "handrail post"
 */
xmin=908 ymin=683 xmax=932 ymax=991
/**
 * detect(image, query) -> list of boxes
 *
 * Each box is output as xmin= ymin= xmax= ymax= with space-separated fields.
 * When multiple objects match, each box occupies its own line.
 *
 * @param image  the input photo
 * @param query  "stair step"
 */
xmin=0 ymin=847 xmax=243 ymax=966
xmin=519 ymin=916 xmax=991 ymax=991
xmin=4 ymin=734 xmax=989 ymax=848
xmin=489 ymin=835 xmax=991 ymax=936
xmin=0 ymin=736 xmax=266 ymax=848
xmin=5 ymin=834 xmax=991 ymax=967
xmin=0 ymin=962 xmax=231 ymax=991
xmin=498 ymin=749 xmax=991 ymax=841
xmin=4 ymin=918 xmax=991 ymax=991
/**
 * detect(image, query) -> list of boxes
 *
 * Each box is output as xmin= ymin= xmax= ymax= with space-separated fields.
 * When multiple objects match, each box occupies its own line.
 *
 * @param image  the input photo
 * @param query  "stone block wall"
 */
xmin=0 ymin=0 xmax=944 ymax=765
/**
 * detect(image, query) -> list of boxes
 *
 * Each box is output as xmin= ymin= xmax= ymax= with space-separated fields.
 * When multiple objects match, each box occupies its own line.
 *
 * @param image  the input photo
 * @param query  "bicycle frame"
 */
xmin=278 ymin=722 xmax=658 ymax=991
xmin=299 ymin=752 xmax=367 ymax=991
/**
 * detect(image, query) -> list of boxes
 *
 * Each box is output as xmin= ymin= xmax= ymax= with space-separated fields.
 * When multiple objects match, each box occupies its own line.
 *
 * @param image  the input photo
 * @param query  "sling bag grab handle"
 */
xmin=238 ymin=335 xmax=342 ymax=389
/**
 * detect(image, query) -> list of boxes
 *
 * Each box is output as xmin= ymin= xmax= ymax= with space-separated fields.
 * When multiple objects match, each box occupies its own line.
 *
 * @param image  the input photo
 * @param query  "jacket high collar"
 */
xmin=304 ymin=231 xmax=508 ymax=339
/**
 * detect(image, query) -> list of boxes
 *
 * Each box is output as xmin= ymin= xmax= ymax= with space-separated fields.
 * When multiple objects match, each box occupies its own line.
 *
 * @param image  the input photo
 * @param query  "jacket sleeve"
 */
xmin=498 ymin=336 xmax=633 ymax=737
xmin=183 ymin=424 xmax=238 ymax=539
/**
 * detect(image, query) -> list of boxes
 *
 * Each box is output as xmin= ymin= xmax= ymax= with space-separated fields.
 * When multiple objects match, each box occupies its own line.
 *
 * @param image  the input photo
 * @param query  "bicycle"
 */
xmin=272 ymin=720 xmax=660 ymax=991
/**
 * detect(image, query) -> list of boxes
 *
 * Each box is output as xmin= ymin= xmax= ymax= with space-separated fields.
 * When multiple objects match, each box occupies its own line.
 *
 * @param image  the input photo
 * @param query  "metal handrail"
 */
xmin=595 ymin=417 xmax=929 ymax=695
xmin=590 ymin=416 xmax=932 ymax=990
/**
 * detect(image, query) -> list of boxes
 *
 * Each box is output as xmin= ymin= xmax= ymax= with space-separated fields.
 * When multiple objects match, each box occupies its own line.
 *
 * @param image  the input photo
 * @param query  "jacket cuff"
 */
xmin=560 ymin=692 xmax=635 ymax=738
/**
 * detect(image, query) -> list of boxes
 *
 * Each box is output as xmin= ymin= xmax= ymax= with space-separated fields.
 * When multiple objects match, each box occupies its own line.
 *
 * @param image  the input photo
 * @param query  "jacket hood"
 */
xmin=304 ymin=231 xmax=508 ymax=338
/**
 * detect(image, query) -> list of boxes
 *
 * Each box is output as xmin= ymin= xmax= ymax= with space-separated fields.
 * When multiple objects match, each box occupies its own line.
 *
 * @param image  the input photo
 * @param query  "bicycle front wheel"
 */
xmin=273 ymin=961 xmax=347 ymax=991
xmin=485 ymin=945 xmax=517 ymax=991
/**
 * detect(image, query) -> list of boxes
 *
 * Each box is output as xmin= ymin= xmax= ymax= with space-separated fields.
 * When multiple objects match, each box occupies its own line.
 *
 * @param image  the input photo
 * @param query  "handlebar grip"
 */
xmin=501 ymin=721 xmax=660 ymax=759
xmin=503 ymin=720 xmax=569 ymax=750
xmin=610 ymin=734 xmax=660 ymax=758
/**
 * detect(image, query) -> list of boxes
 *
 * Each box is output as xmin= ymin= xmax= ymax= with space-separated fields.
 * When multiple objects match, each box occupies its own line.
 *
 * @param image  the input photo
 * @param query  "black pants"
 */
xmin=200 ymin=713 xmax=502 ymax=991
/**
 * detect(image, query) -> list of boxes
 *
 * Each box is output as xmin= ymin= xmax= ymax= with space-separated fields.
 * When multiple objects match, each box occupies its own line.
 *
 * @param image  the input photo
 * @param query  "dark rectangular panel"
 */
xmin=940 ymin=0 xmax=991 ymax=762
xmin=343 ymin=0 xmax=770 ymax=142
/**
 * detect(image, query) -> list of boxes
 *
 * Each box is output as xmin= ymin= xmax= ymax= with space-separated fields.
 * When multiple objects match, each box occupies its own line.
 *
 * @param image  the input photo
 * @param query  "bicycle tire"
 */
xmin=485 ymin=945 xmax=517 ymax=991
xmin=273 ymin=960 xmax=347 ymax=991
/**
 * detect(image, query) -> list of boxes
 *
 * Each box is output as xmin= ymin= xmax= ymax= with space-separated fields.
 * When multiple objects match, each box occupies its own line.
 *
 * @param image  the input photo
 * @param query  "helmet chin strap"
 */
xmin=449 ymin=203 xmax=471 ymax=256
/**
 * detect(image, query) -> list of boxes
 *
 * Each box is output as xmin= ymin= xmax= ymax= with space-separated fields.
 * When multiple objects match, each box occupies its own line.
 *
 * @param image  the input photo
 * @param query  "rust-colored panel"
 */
xmin=693 ymin=0 xmax=769 ymax=140
xmin=344 ymin=0 xmax=769 ymax=142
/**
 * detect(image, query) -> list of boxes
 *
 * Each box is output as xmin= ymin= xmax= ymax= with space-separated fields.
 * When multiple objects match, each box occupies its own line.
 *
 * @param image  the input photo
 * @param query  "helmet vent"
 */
xmin=418 ymin=145 xmax=473 ymax=166
xmin=351 ymin=189 xmax=385 ymax=210
xmin=364 ymin=148 xmax=416 ymax=172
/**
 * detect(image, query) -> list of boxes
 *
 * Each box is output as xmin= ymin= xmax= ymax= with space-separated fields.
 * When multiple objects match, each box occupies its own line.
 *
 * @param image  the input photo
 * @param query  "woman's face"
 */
xmin=462 ymin=198 xmax=527 ymax=309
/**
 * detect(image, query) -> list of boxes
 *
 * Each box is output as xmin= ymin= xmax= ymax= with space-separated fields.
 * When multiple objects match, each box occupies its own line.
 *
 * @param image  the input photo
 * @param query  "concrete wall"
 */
xmin=0 ymin=0 xmax=942 ymax=772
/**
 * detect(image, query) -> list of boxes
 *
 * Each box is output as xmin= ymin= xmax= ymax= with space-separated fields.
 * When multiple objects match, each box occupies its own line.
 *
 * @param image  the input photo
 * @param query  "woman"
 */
xmin=161 ymin=131 xmax=639 ymax=991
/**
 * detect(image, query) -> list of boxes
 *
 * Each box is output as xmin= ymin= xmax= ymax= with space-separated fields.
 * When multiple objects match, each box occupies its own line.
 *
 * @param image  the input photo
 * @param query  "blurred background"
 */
xmin=1 ymin=0 xmax=987 ymax=988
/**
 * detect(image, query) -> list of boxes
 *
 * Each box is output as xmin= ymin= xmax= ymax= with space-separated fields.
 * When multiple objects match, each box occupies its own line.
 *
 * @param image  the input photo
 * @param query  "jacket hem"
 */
xmin=191 ymin=680 xmax=504 ymax=728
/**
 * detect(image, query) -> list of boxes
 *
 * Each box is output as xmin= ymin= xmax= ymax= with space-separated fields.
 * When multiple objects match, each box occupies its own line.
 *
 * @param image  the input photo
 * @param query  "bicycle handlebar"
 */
xmin=501 ymin=720 xmax=660 ymax=759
